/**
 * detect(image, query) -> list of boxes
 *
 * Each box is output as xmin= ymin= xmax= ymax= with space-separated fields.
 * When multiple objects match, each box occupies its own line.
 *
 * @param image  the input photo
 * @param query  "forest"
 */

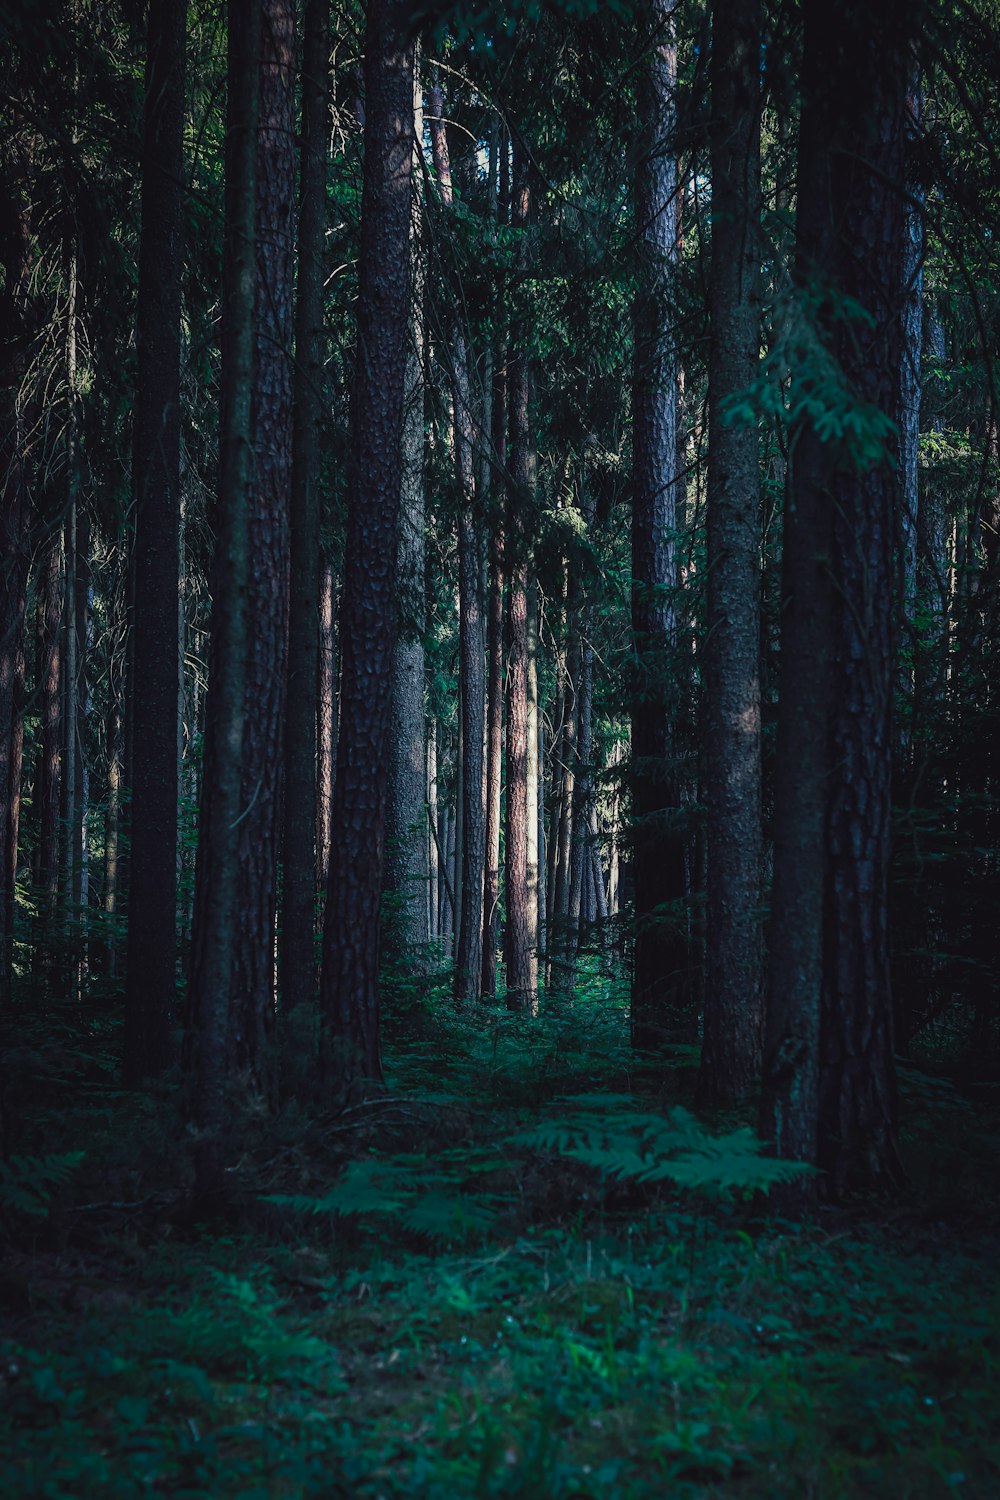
xmin=1 ymin=0 xmax=999 ymax=1492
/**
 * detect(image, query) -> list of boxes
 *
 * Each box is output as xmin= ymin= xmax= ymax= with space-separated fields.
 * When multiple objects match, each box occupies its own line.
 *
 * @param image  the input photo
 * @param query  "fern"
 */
xmin=0 ymin=1151 xmax=85 ymax=1218
xmin=514 ymin=1099 xmax=811 ymax=1199
xmin=264 ymin=1147 xmax=510 ymax=1244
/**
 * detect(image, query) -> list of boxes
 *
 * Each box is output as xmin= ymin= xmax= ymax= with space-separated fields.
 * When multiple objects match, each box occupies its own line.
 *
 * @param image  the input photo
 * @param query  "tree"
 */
xmin=122 ymin=0 xmax=186 ymax=1086
xmin=700 ymin=0 xmax=763 ymax=1105
xmin=187 ymin=0 xmax=259 ymax=1196
xmin=761 ymin=0 xmax=912 ymax=1196
xmin=281 ymin=0 xmax=330 ymax=1030
xmin=630 ymin=0 xmax=687 ymax=1049
xmin=232 ymin=0 xmax=296 ymax=1080
xmin=320 ymin=0 xmax=415 ymax=1097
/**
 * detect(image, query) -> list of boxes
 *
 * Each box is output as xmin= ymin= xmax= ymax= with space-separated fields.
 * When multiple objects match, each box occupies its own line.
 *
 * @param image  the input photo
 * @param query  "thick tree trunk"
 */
xmin=761 ymin=0 xmax=909 ymax=1199
xmin=631 ymin=0 xmax=687 ymax=1048
xmin=231 ymin=0 xmax=296 ymax=1082
xmin=700 ymin=0 xmax=763 ymax=1106
xmin=818 ymin=2 xmax=910 ymax=1196
xmin=319 ymin=0 xmax=414 ymax=1098
xmin=188 ymin=0 xmax=259 ymax=1198
xmin=281 ymin=0 xmax=329 ymax=1029
xmin=386 ymin=77 xmax=427 ymax=952
xmin=123 ymin=0 xmax=185 ymax=1081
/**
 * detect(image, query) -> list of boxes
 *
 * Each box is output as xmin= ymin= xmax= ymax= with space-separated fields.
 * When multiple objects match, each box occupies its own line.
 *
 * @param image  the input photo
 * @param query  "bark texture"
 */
xmin=281 ymin=0 xmax=330 ymax=1024
xmin=631 ymin=0 xmax=686 ymax=1047
xmin=320 ymin=0 xmax=414 ymax=1097
xmin=188 ymin=0 xmax=259 ymax=1197
xmin=700 ymin=0 xmax=763 ymax=1105
xmin=123 ymin=0 xmax=186 ymax=1084
xmin=232 ymin=0 xmax=296 ymax=1080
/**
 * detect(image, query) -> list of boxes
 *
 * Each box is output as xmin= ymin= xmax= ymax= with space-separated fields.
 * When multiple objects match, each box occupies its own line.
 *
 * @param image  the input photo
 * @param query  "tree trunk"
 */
xmin=386 ymin=75 xmax=427 ymax=951
xmin=281 ymin=0 xmax=329 ymax=1029
xmin=481 ymin=358 xmax=506 ymax=999
xmin=316 ymin=555 xmax=335 ymax=887
xmin=319 ymin=0 xmax=414 ymax=1098
xmin=429 ymin=84 xmax=486 ymax=1004
xmin=231 ymin=0 xmax=296 ymax=1083
xmin=700 ymin=0 xmax=763 ymax=1106
xmin=34 ymin=530 xmax=62 ymax=924
xmin=630 ymin=0 xmax=687 ymax=1050
xmin=123 ymin=0 xmax=186 ymax=1081
xmin=818 ymin=0 xmax=910 ymax=1196
xmin=0 ymin=148 xmax=31 ymax=1004
xmin=504 ymin=148 xmax=536 ymax=1011
xmin=187 ymin=0 xmax=259 ymax=1199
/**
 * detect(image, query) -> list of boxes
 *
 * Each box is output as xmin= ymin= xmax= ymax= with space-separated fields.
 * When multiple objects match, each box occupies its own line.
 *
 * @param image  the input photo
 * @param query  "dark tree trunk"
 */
xmin=34 ymin=530 xmax=62 ymax=922
xmin=818 ymin=1 xmax=910 ymax=1196
xmin=631 ymin=0 xmax=686 ymax=1048
xmin=319 ymin=0 xmax=414 ymax=1098
xmin=123 ymin=0 xmax=185 ymax=1081
xmin=504 ymin=149 xmax=535 ymax=1011
xmin=231 ymin=0 xmax=296 ymax=1082
xmin=0 ymin=147 xmax=31 ymax=1004
xmin=281 ymin=0 xmax=329 ymax=1028
xmin=187 ymin=0 xmax=259 ymax=1199
xmin=700 ymin=0 xmax=763 ymax=1106
xmin=761 ymin=0 xmax=910 ymax=1199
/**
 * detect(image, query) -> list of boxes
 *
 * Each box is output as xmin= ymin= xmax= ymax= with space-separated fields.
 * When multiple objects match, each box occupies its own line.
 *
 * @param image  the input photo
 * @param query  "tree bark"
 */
xmin=123 ymin=0 xmax=185 ymax=1080
xmin=504 ymin=147 xmax=536 ymax=1011
xmin=316 ymin=555 xmax=335 ymax=887
xmin=231 ymin=0 xmax=296 ymax=1083
xmin=429 ymin=84 xmax=486 ymax=1004
xmin=187 ymin=0 xmax=259 ymax=1199
xmin=319 ymin=0 xmax=414 ymax=1098
xmin=481 ymin=357 xmax=506 ymax=998
xmin=386 ymin=74 xmax=427 ymax=951
xmin=700 ymin=0 xmax=763 ymax=1106
xmin=631 ymin=0 xmax=686 ymax=1048
xmin=281 ymin=0 xmax=329 ymax=1028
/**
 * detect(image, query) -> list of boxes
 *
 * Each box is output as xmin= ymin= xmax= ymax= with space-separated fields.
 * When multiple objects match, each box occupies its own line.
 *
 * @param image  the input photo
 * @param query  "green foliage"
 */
xmin=0 ymin=1151 xmax=84 ymax=1220
xmin=514 ymin=1096 xmax=813 ymax=1198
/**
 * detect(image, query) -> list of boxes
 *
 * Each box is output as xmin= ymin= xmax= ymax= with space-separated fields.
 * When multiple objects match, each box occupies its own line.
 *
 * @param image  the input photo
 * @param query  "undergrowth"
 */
xmin=1 ymin=955 xmax=998 ymax=1498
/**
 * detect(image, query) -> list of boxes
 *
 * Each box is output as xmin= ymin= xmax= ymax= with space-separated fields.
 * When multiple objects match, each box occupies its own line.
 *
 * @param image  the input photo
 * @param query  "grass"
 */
xmin=1 ymin=957 xmax=998 ymax=1498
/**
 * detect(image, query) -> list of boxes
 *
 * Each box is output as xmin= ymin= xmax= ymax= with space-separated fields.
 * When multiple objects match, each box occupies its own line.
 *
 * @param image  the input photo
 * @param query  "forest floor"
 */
xmin=1 ymin=959 xmax=998 ymax=1499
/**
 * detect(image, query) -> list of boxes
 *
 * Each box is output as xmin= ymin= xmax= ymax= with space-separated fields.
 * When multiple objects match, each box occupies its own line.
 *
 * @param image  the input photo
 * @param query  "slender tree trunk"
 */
xmin=316 ymin=555 xmax=335 ymax=886
xmin=429 ymin=85 xmax=486 ymax=1004
xmin=700 ymin=0 xmax=763 ymax=1106
xmin=35 ymin=531 xmax=62 ymax=924
xmin=427 ymin=719 xmax=439 ymax=940
xmin=631 ymin=0 xmax=687 ymax=1048
xmin=504 ymin=147 xmax=535 ymax=1011
xmin=188 ymin=0 xmax=259 ymax=1199
xmin=386 ymin=75 xmax=427 ymax=950
xmin=231 ymin=0 xmax=296 ymax=1083
xmin=481 ymin=358 xmax=506 ymax=998
xmin=281 ymin=0 xmax=329 ymax=1028
xmin=319 ymin=0 xmax=414 ymax=1098
xmin=123 ymin=0 xmax=186 ymax=1083
xmin=0 ymin=150 xmax=31 ymax=1003
xmin=526 ymin=578 xmax=541 ymax=984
